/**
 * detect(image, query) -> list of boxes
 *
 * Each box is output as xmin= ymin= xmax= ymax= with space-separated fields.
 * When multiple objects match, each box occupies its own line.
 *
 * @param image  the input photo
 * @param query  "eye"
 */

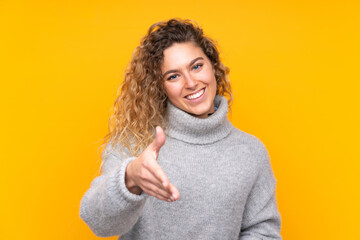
xmin=192 ymin=63 xmax=203 ymax=70
xmin=167 ymin=74 xmax=178 ymax=81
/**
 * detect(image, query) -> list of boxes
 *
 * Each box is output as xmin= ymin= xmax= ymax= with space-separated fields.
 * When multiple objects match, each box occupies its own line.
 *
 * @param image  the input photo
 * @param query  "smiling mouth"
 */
xmin=185 ymin=88 xmax=205 ymax=100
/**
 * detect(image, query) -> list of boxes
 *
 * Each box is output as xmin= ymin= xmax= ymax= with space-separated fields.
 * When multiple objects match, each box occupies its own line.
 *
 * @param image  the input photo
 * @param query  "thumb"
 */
xmin=150 ymin=126 xmax=166 ymax=153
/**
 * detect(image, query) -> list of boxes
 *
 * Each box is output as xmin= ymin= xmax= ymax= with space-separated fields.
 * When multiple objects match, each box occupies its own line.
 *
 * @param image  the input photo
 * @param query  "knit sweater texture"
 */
xmin=79 ymin=95 xmax=282 ymax=239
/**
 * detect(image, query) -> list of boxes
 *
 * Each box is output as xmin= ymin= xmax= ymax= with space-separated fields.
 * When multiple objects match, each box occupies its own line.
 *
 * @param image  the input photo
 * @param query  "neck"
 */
xmin=165 ymin=95 xmax=232 ymax=144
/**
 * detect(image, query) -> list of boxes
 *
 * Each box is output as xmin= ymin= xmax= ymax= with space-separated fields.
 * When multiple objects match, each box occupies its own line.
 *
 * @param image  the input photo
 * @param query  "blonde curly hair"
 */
xmin=99 ymin=18 xmax=232 ymax=160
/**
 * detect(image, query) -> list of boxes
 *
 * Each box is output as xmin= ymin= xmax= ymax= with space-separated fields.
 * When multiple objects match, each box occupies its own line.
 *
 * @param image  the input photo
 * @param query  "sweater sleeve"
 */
xmin=79 ymin=143 xmax=149 ymax=237
xmin=239 ymin=141 xmax=282 ymax=240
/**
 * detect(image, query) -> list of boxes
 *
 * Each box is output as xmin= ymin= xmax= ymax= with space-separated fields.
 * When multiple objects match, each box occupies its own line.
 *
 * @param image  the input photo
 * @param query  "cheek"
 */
xmin=202 ymin=67 xmax=217 ymax=84
xmin=209 ymin=75 xmax=218 ymax=94
xmin=205 ymin=72 xmax=217 ymax=87
xmin=164 ymin=83 xmax=181 ymax=99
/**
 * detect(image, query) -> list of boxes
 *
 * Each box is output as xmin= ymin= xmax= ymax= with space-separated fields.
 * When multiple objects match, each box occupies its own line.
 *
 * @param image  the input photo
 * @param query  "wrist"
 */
xmin=125 ymin=162 xmax=142 ymax=195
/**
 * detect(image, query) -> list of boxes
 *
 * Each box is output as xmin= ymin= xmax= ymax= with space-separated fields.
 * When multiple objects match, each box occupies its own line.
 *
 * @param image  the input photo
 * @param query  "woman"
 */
xmin=80 ymin=18 xmax=282 ymax=239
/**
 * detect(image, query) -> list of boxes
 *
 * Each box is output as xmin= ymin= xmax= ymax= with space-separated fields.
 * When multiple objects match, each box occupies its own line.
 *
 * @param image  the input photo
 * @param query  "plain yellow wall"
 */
xmin=1 ymin=0 xmax=359 ymax=239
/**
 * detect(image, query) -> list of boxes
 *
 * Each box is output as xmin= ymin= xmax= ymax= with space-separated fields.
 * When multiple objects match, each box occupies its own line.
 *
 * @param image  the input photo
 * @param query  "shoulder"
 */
xmin=228 ymin=126 xmax=277 ymax=185
xmin=100 ymin=141 xmax=134 ymax=175
xmin=228 ymin=127 xmax=268 ymax=153
xmin=226 ymin=126 xmax=271 ymax=169
xmin=102 ymin=141 xmax=133 ymax=159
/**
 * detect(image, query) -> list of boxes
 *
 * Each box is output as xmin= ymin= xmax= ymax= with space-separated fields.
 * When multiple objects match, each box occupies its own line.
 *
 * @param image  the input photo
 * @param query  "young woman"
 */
xmin=80 ymin=18 xmax=282 ymax=239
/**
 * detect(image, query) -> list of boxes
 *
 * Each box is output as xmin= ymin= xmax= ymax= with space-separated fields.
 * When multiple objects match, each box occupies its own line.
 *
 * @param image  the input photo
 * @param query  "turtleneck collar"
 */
xmin=165 ymin=95 xmax=233 ymax=144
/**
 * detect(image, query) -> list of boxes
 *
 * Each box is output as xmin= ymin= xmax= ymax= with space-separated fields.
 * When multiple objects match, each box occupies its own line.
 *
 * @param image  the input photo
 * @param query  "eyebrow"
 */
xmin=162 ymin=57 xmax=204 ymax=77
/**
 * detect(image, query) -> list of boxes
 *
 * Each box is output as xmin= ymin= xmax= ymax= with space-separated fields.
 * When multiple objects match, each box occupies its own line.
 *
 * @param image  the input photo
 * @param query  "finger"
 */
xmin=142 ymin=156 xmax=170 ymax=188
xmin=149 ymin=163 xmax=171 ymax=189
xmin=143 ymin=168 xmax=178 ymax=201
xmin=143 ymin=188 xmax=173 ymax=202
xmin=141 ymin=180 xmax=173 ymax=199
xmin=137 ymin=169 xmax=172 ymax=194
xmin=149 ymin=126 xmax=166 ymax=154
xmin=168 ymin=182 xmax=180 ymax=201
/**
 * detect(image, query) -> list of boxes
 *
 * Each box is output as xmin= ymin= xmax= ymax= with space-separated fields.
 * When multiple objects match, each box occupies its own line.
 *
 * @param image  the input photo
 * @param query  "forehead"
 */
xmin=161 ymin=42 xmax=206 ymax=71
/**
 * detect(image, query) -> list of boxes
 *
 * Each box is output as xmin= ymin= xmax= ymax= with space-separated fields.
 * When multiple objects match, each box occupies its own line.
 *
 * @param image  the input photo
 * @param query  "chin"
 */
xmin=190 ymin=107 xmax=213 ymax=118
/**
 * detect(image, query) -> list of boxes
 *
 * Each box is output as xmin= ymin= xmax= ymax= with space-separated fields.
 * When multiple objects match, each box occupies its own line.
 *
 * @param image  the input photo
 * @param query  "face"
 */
xmin=161 ymin=42 xmax=217 ymax=119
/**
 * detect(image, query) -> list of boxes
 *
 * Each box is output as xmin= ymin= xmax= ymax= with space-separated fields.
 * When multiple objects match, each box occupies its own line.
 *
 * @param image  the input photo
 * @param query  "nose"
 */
xmin=183 ymin=73 xmax=197 ymax=89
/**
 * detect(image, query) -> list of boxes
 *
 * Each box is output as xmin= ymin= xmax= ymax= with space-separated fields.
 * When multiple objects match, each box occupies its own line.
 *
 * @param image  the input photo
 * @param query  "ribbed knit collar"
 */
xmin=165 ymin=95 xmax=233 ymax=144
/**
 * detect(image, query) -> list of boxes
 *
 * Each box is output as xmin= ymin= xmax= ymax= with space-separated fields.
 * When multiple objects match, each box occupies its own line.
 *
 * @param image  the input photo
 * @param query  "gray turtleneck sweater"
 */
xmin=80 ymin=95 xmax=282 ymax=239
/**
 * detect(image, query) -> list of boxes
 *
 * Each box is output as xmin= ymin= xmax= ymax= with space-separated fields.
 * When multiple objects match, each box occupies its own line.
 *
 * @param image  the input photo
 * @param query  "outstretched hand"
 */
xmin=125 ymin=126 xmax=180 ymax=202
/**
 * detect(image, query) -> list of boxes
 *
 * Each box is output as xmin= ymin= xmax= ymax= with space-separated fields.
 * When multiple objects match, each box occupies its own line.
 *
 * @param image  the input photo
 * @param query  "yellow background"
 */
xmin=1 ymin=0 xmax=359 ymax=239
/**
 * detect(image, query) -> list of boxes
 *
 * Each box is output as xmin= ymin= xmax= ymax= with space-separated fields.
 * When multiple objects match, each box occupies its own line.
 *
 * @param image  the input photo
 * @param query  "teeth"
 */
xmin=186 ymin=89 xmax=204 ymax=100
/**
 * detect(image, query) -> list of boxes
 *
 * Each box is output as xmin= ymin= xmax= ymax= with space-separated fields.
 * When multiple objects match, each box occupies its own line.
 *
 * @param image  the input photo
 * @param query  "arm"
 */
xmin=239 ymin=143 xmax=282 ymax=240
xmin=79 ymin=144 xmax=148 ymax=237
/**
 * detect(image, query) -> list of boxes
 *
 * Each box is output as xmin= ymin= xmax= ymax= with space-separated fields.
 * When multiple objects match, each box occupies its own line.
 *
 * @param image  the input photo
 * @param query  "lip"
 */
xmin=184 ymin=87 xmax=206 ymax=101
